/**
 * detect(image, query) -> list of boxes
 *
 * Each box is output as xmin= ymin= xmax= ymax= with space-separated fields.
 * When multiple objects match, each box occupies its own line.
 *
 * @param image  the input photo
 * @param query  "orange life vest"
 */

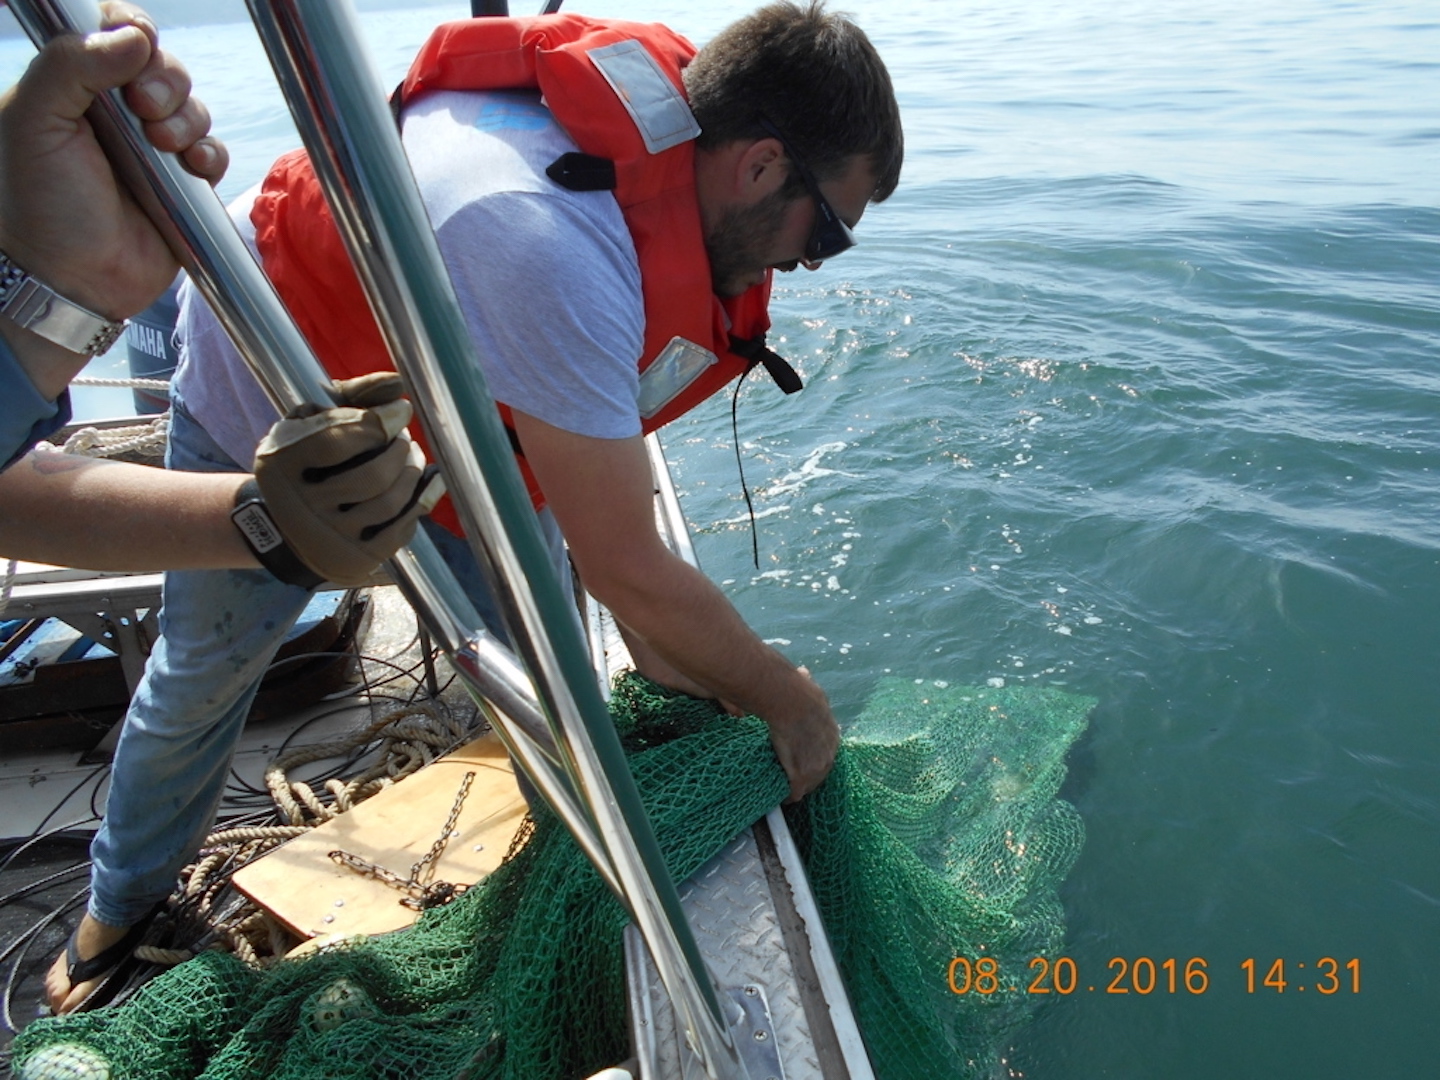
xmin=251 ymin=13 xmax=796 ymax=532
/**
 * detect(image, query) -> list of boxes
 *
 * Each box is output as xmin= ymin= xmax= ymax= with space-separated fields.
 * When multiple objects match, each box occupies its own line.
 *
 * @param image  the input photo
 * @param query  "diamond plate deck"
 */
xmin=624 ymin=815 xmax=874 ymax=1080
xmin=611 ymin=437 xmax=873 ymax=1079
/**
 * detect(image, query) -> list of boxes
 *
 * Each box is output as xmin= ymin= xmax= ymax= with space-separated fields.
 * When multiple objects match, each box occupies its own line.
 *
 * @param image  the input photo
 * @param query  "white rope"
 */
xmin=71 ymin=375 xmax=171 ymax=392
xmin=133 ymin=944 xmax=194 ymax=967
xmin=60 ymin=413 xmax=170 ymax=459
xmin=52 ymin=374 xmax=171 ymax=458
xmin=0 ymin=557 xmax=15 ymax=620
xmin=263 ymin=703 xmax=463 ymax=826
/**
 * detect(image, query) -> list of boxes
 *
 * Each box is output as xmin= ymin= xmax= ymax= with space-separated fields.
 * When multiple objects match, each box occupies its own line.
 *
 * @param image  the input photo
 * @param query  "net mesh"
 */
xmin=13 ymin=673 xmax=1092 ymax=1080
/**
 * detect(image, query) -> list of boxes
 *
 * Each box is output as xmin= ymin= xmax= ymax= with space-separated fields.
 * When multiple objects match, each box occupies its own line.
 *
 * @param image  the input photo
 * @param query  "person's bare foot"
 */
xmin=44 ymin=912 xmax=134 ymax=1014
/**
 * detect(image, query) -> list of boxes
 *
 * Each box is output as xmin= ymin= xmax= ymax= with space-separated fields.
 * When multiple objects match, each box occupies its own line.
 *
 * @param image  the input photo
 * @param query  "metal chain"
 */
xmin=328 ymin=849 xmax=414 ymax=893
xmin=327 ymin=770 xmax=476 ymax=911
xmin=409 ymin=770 xmax=474 ymax=885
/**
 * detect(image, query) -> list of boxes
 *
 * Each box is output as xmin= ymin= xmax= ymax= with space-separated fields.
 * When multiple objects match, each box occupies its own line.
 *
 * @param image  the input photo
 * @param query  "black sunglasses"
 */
xmin=757 ymin=116 xmax=857 ymax=264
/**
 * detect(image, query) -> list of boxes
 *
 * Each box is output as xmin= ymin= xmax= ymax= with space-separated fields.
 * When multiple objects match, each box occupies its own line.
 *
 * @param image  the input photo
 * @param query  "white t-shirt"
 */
xmin=173 ymin=89 xmax=646 ymax=467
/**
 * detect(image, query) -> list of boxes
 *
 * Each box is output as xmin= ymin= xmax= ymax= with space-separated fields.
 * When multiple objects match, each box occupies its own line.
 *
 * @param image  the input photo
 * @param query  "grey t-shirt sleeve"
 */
xmin=434 ymin=188 xmax=644 ymax=441
xmin=0 ymin=334 xmax=71 ymax=470
xmin=170 ymin=187 xmax=284 ymax=465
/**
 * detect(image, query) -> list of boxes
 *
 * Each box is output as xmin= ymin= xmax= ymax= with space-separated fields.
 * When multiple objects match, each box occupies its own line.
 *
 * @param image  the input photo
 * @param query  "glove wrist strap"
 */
xmin=231 ymin=479 xmax=325 ymax=591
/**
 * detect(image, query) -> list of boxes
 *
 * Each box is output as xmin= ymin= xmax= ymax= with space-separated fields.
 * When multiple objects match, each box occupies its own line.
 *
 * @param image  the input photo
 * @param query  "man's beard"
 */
xmin=704 ymin=189 xmax=791 ymax=297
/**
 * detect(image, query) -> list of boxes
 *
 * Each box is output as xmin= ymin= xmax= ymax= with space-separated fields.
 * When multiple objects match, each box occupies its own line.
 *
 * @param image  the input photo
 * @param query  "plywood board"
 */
xmin=232 ymin=732 xmax=527 ymax=947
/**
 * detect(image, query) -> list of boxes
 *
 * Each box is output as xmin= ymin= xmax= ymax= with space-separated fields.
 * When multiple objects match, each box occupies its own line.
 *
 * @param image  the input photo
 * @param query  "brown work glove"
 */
xmin=236 ymin=372 xmax=445 ymax=588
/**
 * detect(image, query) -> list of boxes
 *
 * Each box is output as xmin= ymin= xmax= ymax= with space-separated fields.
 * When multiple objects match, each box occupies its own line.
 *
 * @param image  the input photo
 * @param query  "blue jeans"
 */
xmin=88 ymin=398 xmax=569 ymax=927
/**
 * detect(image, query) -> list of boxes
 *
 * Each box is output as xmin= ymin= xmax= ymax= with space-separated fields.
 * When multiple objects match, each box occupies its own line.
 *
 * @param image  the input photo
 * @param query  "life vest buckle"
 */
xmin=546 ymin=152 xmax=618 ymax=192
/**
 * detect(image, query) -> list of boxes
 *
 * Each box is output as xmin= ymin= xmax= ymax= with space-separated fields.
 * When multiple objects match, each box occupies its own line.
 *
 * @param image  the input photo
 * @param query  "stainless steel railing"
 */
xmin=8 ymin=1 xmax=753 ymax=1075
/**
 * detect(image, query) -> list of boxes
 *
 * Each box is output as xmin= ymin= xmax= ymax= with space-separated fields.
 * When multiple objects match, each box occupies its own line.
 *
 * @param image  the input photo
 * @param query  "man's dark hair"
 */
xmin=684 ymin=1 xmax=903 ymax=202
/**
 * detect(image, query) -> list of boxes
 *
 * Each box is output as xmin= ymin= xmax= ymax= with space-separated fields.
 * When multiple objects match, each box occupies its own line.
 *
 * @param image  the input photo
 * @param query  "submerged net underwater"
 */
xmin=13 ymin=673 xmax=1093 ymax=1080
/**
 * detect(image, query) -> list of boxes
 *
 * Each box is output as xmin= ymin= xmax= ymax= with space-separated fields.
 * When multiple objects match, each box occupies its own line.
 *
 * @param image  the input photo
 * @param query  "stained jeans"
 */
xmin=88 ymin=396 xmax=569 ymax=927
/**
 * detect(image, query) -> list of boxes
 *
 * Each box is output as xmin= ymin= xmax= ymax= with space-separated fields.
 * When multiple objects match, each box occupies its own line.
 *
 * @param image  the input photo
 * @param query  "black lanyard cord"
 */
xmin=730 ymin=365 xmax=761 ymax=570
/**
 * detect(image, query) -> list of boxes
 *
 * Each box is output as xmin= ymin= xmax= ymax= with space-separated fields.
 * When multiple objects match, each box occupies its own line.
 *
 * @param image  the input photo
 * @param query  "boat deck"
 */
xmin=0 ymin=583 xmax=483 ymax=1055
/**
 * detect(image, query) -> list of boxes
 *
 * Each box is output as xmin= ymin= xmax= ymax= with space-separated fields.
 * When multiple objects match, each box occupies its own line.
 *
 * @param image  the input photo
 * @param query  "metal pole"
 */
xmin=242 ymin=4 xmax=746 ymax=1074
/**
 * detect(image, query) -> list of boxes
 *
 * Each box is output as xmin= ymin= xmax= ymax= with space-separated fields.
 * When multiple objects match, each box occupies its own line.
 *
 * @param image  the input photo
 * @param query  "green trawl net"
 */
xmin=13 ymin=673 xmax=1093 ymax=1080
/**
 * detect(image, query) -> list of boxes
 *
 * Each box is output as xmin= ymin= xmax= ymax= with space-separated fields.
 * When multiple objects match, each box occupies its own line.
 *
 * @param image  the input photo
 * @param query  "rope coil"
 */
xmin=179 ymin=700 xmax=477 ymax=965
xmin=60 ymin=416 xmax=169 ymax=459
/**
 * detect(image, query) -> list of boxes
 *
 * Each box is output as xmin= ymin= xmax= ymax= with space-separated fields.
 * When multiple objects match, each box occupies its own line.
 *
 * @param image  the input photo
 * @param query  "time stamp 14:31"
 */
xmin=947 ymin=956 xmax=1362 ymax=996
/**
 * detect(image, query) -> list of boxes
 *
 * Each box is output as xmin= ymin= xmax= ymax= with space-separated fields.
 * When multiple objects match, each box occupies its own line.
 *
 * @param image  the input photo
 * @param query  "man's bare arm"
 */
xmin=511 ymin=409 xmax=839 ymax=801
xmin=0 ymin=374 xmax=443 ymax=579
xmin=0 ymin=451 xmax=253 ymax=570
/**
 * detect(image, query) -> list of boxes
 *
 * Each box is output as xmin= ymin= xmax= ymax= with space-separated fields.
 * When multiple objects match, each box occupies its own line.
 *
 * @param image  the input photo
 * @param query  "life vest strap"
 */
xmin=546 ymin=152 xmax=619 ymax=192
xmin=730 ymin=334 xmax=803 ymax=395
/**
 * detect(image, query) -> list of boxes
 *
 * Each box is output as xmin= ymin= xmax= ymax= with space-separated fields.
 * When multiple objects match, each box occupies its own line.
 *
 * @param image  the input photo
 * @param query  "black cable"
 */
xmin=0 ymin=883 xmax=88 ymax=1036
xmin=217 ymin=668 xmax=469 ymax=805
xmin=263 ymin=644 xmax=424 ymax=685
xmin=265 ymin=645 xmax=433 ymax=699
xmin=372 ymin=629 xmax=422 ymax=668
xmin=0 ymin=861 xmax=90 ymax=912
xmin=730 ymin=366 xmax=761 ymax=569
xmin=0 ymin=819 xmax=99 ymax=878
xmin=13 ymin=763 xmax=108 ymax=853
xmin=87 ymin=773 xmax=109 ymax=823
xmin=238 ymin=646 xmax=439 ymax=753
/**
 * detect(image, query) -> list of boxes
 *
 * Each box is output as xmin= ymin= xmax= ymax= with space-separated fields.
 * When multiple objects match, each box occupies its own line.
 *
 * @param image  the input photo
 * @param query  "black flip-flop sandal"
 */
xmin=59 ymin=905 xmax=162 ymax=1012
